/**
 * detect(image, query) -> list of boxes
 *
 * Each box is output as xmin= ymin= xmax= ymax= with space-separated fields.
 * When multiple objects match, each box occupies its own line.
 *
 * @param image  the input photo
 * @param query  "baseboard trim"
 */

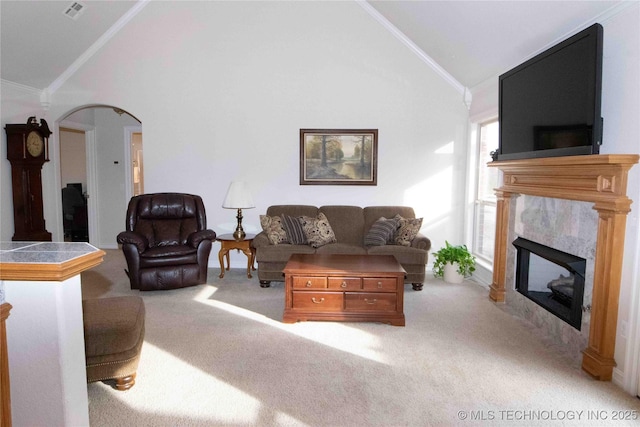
xmin=612 ymin=366 xmax=625 ymax=389
xmin=471 ymin=261 xmax=492 ymax=286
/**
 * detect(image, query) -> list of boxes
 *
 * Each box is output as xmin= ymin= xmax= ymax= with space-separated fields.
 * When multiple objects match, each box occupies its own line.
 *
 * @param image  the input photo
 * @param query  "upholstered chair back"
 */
xmin=126 ymin=193 xmax=207 ymax=248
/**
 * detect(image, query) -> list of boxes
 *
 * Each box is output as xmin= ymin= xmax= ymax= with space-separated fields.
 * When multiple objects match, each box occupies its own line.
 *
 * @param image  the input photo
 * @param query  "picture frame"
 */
xmin=300 ymin=129 xmax=378 ymax=185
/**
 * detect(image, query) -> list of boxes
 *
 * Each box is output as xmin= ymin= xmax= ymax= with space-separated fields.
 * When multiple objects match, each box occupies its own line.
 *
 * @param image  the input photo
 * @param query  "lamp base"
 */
xmin=233 ymin=209 xmax=246 ymax=241
xmin=233 ymin=229 xmax=246 ymax=241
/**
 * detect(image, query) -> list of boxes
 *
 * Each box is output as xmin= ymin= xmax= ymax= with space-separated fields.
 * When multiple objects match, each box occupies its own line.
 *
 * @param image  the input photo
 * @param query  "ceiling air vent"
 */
xmin=63 ymin=1 xmax=86 ymax=20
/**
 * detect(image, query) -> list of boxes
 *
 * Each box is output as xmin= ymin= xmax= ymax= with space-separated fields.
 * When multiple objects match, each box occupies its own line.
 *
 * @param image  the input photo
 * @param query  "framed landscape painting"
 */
xmin=300 ymin=129 xmax=378 ymax=185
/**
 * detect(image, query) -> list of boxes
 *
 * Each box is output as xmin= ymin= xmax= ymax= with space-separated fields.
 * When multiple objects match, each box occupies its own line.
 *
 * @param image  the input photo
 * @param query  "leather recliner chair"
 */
xmin=117 ymin=193 xmax=216 ymax=291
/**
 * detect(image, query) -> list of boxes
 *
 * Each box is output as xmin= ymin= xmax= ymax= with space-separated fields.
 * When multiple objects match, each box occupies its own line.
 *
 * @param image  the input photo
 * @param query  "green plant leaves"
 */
xmin=432 ymin=240 xmax=476 ymax=278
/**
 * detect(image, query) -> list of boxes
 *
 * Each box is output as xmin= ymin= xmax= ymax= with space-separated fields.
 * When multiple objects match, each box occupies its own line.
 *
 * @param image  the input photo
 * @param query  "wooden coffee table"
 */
xmin=283 ymin=254 xmax=406 ymax=326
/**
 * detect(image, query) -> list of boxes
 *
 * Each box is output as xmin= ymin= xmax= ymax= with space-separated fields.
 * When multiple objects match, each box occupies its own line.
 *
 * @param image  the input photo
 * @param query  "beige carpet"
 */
xmin=83 ymin=250 xmax=640 ymax=426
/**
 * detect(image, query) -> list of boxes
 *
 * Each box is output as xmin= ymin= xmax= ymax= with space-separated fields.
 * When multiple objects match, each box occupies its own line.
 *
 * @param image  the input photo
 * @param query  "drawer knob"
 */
xmin=377 ymin=281 xmax=383 ymax=288
xmin=305 ymin=281 xmax=312 ymax=287
xmin=364 ymin=298 xmax=377 ymax=305
xmin=311 ymin=297 xmax=325 ymax=304
xmin=341 ymin=281 xmax=347 ymax=288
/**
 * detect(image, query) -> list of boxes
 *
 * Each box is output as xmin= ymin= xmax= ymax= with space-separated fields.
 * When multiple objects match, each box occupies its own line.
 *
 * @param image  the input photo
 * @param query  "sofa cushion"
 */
xmin=319 ymin=206 xmax=365 ymax=245
xmin=315 ymin=243 xmax=367 ymax=255
xmin=256 ymin=243 xmax=316 ymax=262
xmin=281 ymin=214 xmax=308 ymax=245
xmin=141 ymin=245 xmax=196 ymax=258
xmin=300 ymin=212 xmax=337 ymax=248
xmin=367 ymin=244 xmax=428 ymax=264
xmin=394 ymin=216 xmax=423 ymax=247
xmin=364 ymin=216 xmax=399 ymax=246
xmin=139 ymin=245 xmax=198 ymax=268
xmin=260 ymin=215 xmax=289 ymax=245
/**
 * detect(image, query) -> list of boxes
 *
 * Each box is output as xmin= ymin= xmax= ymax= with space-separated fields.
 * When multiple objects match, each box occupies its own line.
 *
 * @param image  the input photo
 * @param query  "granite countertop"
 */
xmin=0 ymin=242 xmax=105 ymax=303
xmin=0 ymin=241 xmax=100 ymax=264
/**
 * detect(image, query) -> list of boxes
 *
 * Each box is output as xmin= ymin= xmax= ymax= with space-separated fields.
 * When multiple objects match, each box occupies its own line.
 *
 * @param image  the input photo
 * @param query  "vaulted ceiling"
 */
xmin=0 ymin=0 xmax=627 ymax=93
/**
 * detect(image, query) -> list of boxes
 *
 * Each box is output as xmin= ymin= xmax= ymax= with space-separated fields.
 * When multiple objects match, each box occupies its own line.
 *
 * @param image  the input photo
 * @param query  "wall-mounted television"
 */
xmin=497 ymin=23 xmax=603 ymax=161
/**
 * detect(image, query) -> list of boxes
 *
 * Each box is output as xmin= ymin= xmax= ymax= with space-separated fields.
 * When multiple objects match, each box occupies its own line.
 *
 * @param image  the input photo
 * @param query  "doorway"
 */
xmin=58 ymin=106 xmax=141 ymax=248
xmin=59 ymin=127 xmax=89 ymax=242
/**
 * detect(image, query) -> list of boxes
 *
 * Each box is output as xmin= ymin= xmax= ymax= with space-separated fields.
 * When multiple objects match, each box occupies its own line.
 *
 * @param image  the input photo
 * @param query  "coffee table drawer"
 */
xmin=345 ymin=292 xmax=397 ymax=312
xmin=292 ymin=277 xmax=327 ymax=289
xmin=328 ymin=277 xmax=361 ymax=290
xmin=363 ymin=278 xmax=398 ymax=291
xmin=292 ymin=292 xmax=343 ymax=310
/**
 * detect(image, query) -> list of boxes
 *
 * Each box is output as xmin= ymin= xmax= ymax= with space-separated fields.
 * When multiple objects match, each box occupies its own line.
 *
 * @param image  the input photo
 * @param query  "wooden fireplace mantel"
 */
xmin=488 ymin=154 xmax=639 ymax=381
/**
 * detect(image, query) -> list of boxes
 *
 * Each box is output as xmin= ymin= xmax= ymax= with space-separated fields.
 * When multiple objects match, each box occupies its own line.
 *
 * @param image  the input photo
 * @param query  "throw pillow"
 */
xmin=281 ymin=214 xmax=308 ymax=245
xmin=364 ymin=217 xmax=399 ymax=246
xmin=259 ymin=215 xmax=288 ymax=245
xmin=299 ymin=212 xmax=337 ymax=248
xmin=394 ymin=216 xmax=423 ymax=247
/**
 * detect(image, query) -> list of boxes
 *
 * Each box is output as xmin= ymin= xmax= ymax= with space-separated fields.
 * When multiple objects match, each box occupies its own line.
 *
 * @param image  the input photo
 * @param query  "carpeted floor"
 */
xmin=83 ymin=250 xmax=640 ymax=426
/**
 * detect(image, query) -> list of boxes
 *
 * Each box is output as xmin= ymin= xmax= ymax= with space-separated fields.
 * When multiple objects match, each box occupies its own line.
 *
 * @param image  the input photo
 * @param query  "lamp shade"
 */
xmin=222 ymin=181 xmax=255 ymax=209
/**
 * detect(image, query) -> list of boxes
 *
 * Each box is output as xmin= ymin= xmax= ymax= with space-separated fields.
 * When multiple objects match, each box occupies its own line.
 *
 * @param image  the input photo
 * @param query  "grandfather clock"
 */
xmin=5 ymin=117 xmax=52 ymax=241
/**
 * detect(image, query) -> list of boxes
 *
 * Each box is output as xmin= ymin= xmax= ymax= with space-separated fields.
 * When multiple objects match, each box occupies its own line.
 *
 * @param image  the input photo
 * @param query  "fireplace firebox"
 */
xmin=513 ymin=237 xmax=586 ymax=330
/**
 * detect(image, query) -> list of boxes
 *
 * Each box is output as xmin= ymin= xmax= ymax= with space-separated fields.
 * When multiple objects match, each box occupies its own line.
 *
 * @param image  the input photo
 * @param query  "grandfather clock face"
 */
xmin=26 ymin=131 xmax=44 ymax=157
xmin=5 ymin=118 xmax=52 ymax=241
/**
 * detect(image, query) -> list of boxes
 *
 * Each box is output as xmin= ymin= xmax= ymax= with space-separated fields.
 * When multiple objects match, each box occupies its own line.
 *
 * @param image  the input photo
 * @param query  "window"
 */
xmin=472 ymin=120 xmax=499 ymax=263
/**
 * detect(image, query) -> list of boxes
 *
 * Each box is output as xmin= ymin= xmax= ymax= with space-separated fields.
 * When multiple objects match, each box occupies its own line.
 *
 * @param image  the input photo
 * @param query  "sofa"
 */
xmin=252 ymin=205 xmax=431 ymax=290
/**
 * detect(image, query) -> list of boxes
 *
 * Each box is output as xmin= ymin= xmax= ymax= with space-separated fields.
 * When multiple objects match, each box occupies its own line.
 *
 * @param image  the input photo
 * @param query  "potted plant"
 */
xmin=432 ymin=241 xmax=476 ymax=284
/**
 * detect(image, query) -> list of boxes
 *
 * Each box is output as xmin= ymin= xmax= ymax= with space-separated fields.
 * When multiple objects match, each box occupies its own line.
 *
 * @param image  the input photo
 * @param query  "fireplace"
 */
xmin=487 ymin=154 xmax=639 ymax=380
xmin=513 ymin=237 xmax=586 ymax=330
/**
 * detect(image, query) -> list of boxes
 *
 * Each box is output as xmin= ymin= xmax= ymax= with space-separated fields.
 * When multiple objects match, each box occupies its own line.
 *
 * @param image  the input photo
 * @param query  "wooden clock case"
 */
xmin=5 ymin=117 xmax=53 ymax=241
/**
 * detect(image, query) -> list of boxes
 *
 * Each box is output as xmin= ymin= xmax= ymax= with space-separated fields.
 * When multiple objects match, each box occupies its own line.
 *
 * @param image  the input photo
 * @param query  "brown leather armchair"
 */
xmin=117 ymin=193 xmax=216 ymax=291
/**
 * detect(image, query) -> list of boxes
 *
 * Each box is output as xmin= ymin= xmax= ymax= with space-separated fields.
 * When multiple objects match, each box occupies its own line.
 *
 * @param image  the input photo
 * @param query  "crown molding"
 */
xmin=356 ymin=0 xmax=466 ymax=96
xmin=47 ymin=0 xmax=151 ymax=95
xmin=593 ymin=0 xmax=638 ymax=25
xmin=1 ymin=79 xmax=42 ymax=94
xmin=0 ymin=79 xmax=51 ymax=110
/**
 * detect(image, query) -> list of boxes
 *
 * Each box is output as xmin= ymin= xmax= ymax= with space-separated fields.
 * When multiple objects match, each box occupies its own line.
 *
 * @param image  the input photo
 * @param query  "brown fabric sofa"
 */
xmin=252 ymin=205 xmax=431 ymax=290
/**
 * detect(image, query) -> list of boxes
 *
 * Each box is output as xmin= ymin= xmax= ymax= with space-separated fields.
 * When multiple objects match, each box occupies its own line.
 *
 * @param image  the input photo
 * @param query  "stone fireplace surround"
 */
xmin=509 ymin=196 xmax=596 ymax=358
xmin=488 ymin=154 xmax=639 ymax=381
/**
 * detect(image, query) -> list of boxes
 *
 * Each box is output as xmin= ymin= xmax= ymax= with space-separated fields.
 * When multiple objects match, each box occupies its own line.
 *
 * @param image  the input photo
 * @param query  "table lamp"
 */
xmin=222 ymin=181 xmax=255 ymax=240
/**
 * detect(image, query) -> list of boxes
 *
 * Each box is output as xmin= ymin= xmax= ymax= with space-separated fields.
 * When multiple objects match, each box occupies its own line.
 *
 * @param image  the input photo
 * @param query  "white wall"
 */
xmin=470 ymin=3 xmax=640 ymax=393
xmin=37 ymin=1 xmax=469 ymax=255
xmin=92 ymin=109 xmax=140 ymax=246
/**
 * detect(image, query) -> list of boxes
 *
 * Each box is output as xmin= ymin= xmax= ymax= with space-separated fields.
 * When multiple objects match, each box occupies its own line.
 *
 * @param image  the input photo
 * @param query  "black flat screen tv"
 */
xmin=497 ymin=23 xmax=603 ymax=161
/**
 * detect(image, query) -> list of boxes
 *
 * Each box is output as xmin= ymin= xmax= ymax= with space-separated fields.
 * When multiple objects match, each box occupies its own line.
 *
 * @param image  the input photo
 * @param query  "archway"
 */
xmin=57 ymin=105 xmax=141 ymax=247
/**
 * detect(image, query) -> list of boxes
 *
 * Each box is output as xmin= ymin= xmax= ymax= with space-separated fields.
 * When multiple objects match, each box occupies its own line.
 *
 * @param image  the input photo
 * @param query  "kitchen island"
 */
xmin=0 ymin=241 xmax=104 ymax=426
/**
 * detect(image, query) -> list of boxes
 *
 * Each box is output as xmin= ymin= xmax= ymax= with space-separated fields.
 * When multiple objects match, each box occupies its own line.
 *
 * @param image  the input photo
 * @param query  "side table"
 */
xmin=216 ymin=233 xmax=256 ymax=279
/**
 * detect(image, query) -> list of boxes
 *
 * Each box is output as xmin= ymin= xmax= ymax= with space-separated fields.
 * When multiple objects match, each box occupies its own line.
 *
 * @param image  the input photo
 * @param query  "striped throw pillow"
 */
xmin=281 ymin=214 xmax=308 ymax=245
xmin=364 ymin=217 xmax=399 ymax=246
